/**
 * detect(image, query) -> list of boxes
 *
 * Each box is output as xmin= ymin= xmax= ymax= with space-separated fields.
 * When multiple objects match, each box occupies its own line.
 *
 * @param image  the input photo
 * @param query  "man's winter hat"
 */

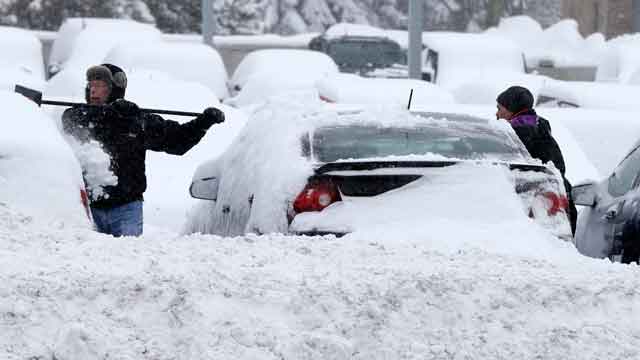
xmin=496 ymin=86 xmax=534 ymax=114
xmin=86 ymin=63 xmax=127 ymax=102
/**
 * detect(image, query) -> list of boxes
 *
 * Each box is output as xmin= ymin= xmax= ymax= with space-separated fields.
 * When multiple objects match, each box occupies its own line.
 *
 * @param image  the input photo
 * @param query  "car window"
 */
xmin=608 ymin=145 xmax=640 ymax=197
xmin=311 ymin=123 xmax=525 ymax=163
xmin=327 ymin=40 xmax=405 ymax=69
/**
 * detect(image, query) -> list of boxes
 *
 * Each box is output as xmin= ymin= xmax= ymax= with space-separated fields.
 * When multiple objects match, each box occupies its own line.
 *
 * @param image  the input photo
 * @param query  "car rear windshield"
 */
xmin=328 ymin=40 xmax=406 ymax=69
xmin=311 ymin=123 xmax=527 ymax=163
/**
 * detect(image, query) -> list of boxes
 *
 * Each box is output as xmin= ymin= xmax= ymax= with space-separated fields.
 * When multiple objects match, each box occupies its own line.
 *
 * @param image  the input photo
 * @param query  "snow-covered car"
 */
xmin=0 ymin=91 xmax=90 ymax=226
xmin=309 ymin=34 xmax=406 ymax=77
xmin=185 ymin=105 xmax=572 ymax=239
xmin=572 ymin=139 xmax=640 ymax=264
xmin=316 ymin=73 xmax=455 ymax=107
xmin=103 ymin=42 xmax=229 ymax=100
xmin=537 ymin=80 xmax=640 ymax=110
xmin=48 ymin=18 xmax=162 ymax=77
xmin=420 ymin=32 xmax=548 ymax=104
xmin=228 ymin=49 xmax=339 ymax=96
xmin=0 ymin=26 xmax=45 ymax=91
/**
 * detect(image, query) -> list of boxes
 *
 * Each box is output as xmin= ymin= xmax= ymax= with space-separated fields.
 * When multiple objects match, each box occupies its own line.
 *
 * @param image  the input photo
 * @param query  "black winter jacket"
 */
xmin=510 ymin=110 xmax=566 ymax=176
xmin=62 ymin=104 xmax=209 ymax=208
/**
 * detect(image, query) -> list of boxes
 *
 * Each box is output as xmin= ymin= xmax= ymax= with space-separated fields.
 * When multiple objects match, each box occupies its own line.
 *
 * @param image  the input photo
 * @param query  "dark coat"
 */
xmin=510 ymin=109 xmax=577 ymax=234
xmin=62 ymin=104 xmax=210 ymax=208
xmin=510 ymin=110 xmax=566 ymax=176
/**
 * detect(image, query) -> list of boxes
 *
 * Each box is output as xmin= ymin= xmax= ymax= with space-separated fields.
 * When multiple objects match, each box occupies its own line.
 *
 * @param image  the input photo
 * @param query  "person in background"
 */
xmin=496 ymin=85 xmax=577 ymax=235
xmin=63 ymin=63 xmax=225 ymax=237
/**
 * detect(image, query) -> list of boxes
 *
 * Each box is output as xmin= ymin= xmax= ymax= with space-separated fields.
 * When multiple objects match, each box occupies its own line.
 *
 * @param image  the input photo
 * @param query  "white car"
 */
xmin=0 ymin=26 xmax=45 ymax=91
xmin=421 ymin=32 xmax=548 ymax=104
xmin=48 ymin=18 xmax=162 ymax=76
xmin=537 ymin=79 xmax=640 ymax=110
xmin=104 ymin=42 xmax=229 ymax=100
xmin=228 ymin=49 xmax=339 ymax=96
xmin=0 ymin=91 xmax=90 ymax=226
xmin=185 ymin=104 xmax=572 ymax=239
xmin=316 ymin=73 xmax=455 ymax=107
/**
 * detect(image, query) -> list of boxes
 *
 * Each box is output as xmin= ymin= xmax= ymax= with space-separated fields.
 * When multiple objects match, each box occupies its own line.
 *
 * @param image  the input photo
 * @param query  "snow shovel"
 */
xmin=15 ymin=84 xmax=203 ymax=117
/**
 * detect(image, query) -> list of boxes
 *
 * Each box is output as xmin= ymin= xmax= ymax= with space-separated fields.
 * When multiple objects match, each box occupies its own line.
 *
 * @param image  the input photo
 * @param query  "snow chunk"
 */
xmin=66 ymin=139 xmax=117 ymax=201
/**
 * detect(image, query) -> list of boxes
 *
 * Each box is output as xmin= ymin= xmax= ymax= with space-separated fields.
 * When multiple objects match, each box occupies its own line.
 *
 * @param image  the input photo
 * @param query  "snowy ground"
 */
xmin=2 ymin=202 xmax=640 ymax=360
xmin=3 ymin=21 xmax=640 ymax=359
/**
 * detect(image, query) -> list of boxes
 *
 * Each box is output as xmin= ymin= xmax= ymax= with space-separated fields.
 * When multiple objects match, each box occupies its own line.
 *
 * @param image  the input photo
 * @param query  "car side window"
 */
xmin=608 ymin=146 xmax=640 ymax=197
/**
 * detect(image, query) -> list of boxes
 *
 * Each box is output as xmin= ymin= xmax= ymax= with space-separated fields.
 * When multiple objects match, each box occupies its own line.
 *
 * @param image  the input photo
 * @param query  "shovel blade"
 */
xmin=15 ymin=85 xmax=43 ymax=106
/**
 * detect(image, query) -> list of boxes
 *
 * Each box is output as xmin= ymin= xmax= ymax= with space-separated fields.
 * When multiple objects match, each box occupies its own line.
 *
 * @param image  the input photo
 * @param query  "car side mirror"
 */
xmin=572 ymin=182 xmax=597 ymax=207
xmin=190 ymin=177 xmax=219 ymax=201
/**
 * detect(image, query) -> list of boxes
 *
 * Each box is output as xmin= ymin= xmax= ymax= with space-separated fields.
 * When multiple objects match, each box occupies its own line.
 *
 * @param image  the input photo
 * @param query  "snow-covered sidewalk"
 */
xmin=1 ymin=203 xmax=639 ymax=359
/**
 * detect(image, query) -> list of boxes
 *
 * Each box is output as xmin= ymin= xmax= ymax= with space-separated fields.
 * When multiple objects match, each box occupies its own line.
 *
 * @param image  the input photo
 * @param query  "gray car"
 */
xmin=573 ymin=141 xmax=640 ymax=263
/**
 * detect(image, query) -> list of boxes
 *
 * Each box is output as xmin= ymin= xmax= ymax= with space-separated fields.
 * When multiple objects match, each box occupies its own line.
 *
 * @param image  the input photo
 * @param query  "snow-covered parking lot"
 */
xmin=3 ymin=16 xmax=640 ymax=359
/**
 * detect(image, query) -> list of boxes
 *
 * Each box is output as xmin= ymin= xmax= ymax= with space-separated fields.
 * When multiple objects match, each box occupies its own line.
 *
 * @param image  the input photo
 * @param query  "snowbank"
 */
xmin=2 ymin=199 xmax=640 ymax=359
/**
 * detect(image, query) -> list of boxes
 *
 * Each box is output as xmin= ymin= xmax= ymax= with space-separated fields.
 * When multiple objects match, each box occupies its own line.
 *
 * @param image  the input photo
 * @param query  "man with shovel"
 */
xmin=61 ymin=63 xmax=224 ymax=237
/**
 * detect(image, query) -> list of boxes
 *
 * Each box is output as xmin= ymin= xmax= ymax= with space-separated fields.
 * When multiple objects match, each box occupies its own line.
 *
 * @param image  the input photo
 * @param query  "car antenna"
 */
xmin=407 ymin=88 xmax=414 ymax=110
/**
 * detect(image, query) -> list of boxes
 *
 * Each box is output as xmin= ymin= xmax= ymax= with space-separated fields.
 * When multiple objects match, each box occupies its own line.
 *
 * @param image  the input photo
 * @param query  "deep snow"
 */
xmin=1 ymin=202 xmax=640 ymax=359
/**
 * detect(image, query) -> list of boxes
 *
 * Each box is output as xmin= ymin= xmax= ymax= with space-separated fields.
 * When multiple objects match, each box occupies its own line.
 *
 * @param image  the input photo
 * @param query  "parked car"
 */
xmin=228 ymin=49 xmax=338 ymax=97
xmin=104 ymin=42 xmax=229 ymax=100
xmin=1 ymin=91 xmax=91 ymax=226
xmin=185 ymin=106 xmax=572 ymax=239
xmin=316 ymin=73 xmax=455 ymax=107
xmin=309 ymin=34 xmax=407 ymax=77
xmin=48 ymin=18 xmax=162 ymax=77
xmin=573 ymin=140 xmax=640 ymax=264
xmin=537 ymin=79 xmax=639 ymax=110
xmin=0 ymin=26 xmax=45 ymax=91
xmin=419 ymin=32 xmax=548 ymax=105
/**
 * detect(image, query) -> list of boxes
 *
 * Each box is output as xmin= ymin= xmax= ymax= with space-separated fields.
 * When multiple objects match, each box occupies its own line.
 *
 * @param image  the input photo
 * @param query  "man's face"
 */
xmin=496 ymin=104 xmax=514 ymax=121
xmin=88 ymin=80 xmax=110 ymax=105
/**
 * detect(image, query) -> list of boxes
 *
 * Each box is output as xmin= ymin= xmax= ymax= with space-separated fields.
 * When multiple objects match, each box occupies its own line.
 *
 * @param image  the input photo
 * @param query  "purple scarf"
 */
xmin=510 ymin=114 xmax=538 ymax=128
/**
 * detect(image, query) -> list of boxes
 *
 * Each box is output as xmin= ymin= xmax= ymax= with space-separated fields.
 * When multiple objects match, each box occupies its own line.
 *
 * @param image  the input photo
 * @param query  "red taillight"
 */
xmin=319 ymin=95 xmax=335 ymax=103
xmin=80 ymin=189 xmax=91 ymax=219
xmin=539 ymin=192 xmax=569 ymax=216
xmin=293 ymin=180 xmax=341 ymax=214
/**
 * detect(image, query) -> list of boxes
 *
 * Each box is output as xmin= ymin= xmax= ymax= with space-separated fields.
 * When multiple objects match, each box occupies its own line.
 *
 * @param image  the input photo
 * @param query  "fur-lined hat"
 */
xmin=85 ymin=63 xmax=128 ymax=103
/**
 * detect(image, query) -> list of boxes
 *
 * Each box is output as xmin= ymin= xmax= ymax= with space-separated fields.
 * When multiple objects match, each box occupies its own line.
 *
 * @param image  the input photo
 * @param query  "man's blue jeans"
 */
xmin=91 ymin=200 xmax=143 ymax=237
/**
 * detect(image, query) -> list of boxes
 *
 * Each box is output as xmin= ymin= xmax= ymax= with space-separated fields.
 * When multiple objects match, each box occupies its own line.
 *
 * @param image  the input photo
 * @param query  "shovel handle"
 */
xmin=41 ymin=100 xmax=202 ymax=117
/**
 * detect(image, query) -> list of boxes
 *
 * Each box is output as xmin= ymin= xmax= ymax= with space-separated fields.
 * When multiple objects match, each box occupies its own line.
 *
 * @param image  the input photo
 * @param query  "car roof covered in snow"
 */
xmin=229 ymin=49 xmax=338 ymax=91
xmin=316 ymin=73 xmax=455 ymax=107
xmin=0 ymin=26 xmax=45 ymax=82
xmin=104 ymin=42 xmax=229 ymax=100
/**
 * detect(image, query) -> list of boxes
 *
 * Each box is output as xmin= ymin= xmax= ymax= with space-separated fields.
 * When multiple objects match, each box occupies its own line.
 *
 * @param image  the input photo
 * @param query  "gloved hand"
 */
xmin=197 ymin=107 xmax=225 ymax=129
xmin=111 ymin=99 xmax=140 ymax=117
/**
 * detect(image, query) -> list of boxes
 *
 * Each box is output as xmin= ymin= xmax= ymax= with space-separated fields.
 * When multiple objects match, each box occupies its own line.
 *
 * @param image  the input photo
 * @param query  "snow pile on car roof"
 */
xmin=487 ymin=16 xmax=605 ymax=68
xmin=316 ymin=73 xmax=455 ymax=107
xmin=104 ymin=42 xmax=229 ymax=100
